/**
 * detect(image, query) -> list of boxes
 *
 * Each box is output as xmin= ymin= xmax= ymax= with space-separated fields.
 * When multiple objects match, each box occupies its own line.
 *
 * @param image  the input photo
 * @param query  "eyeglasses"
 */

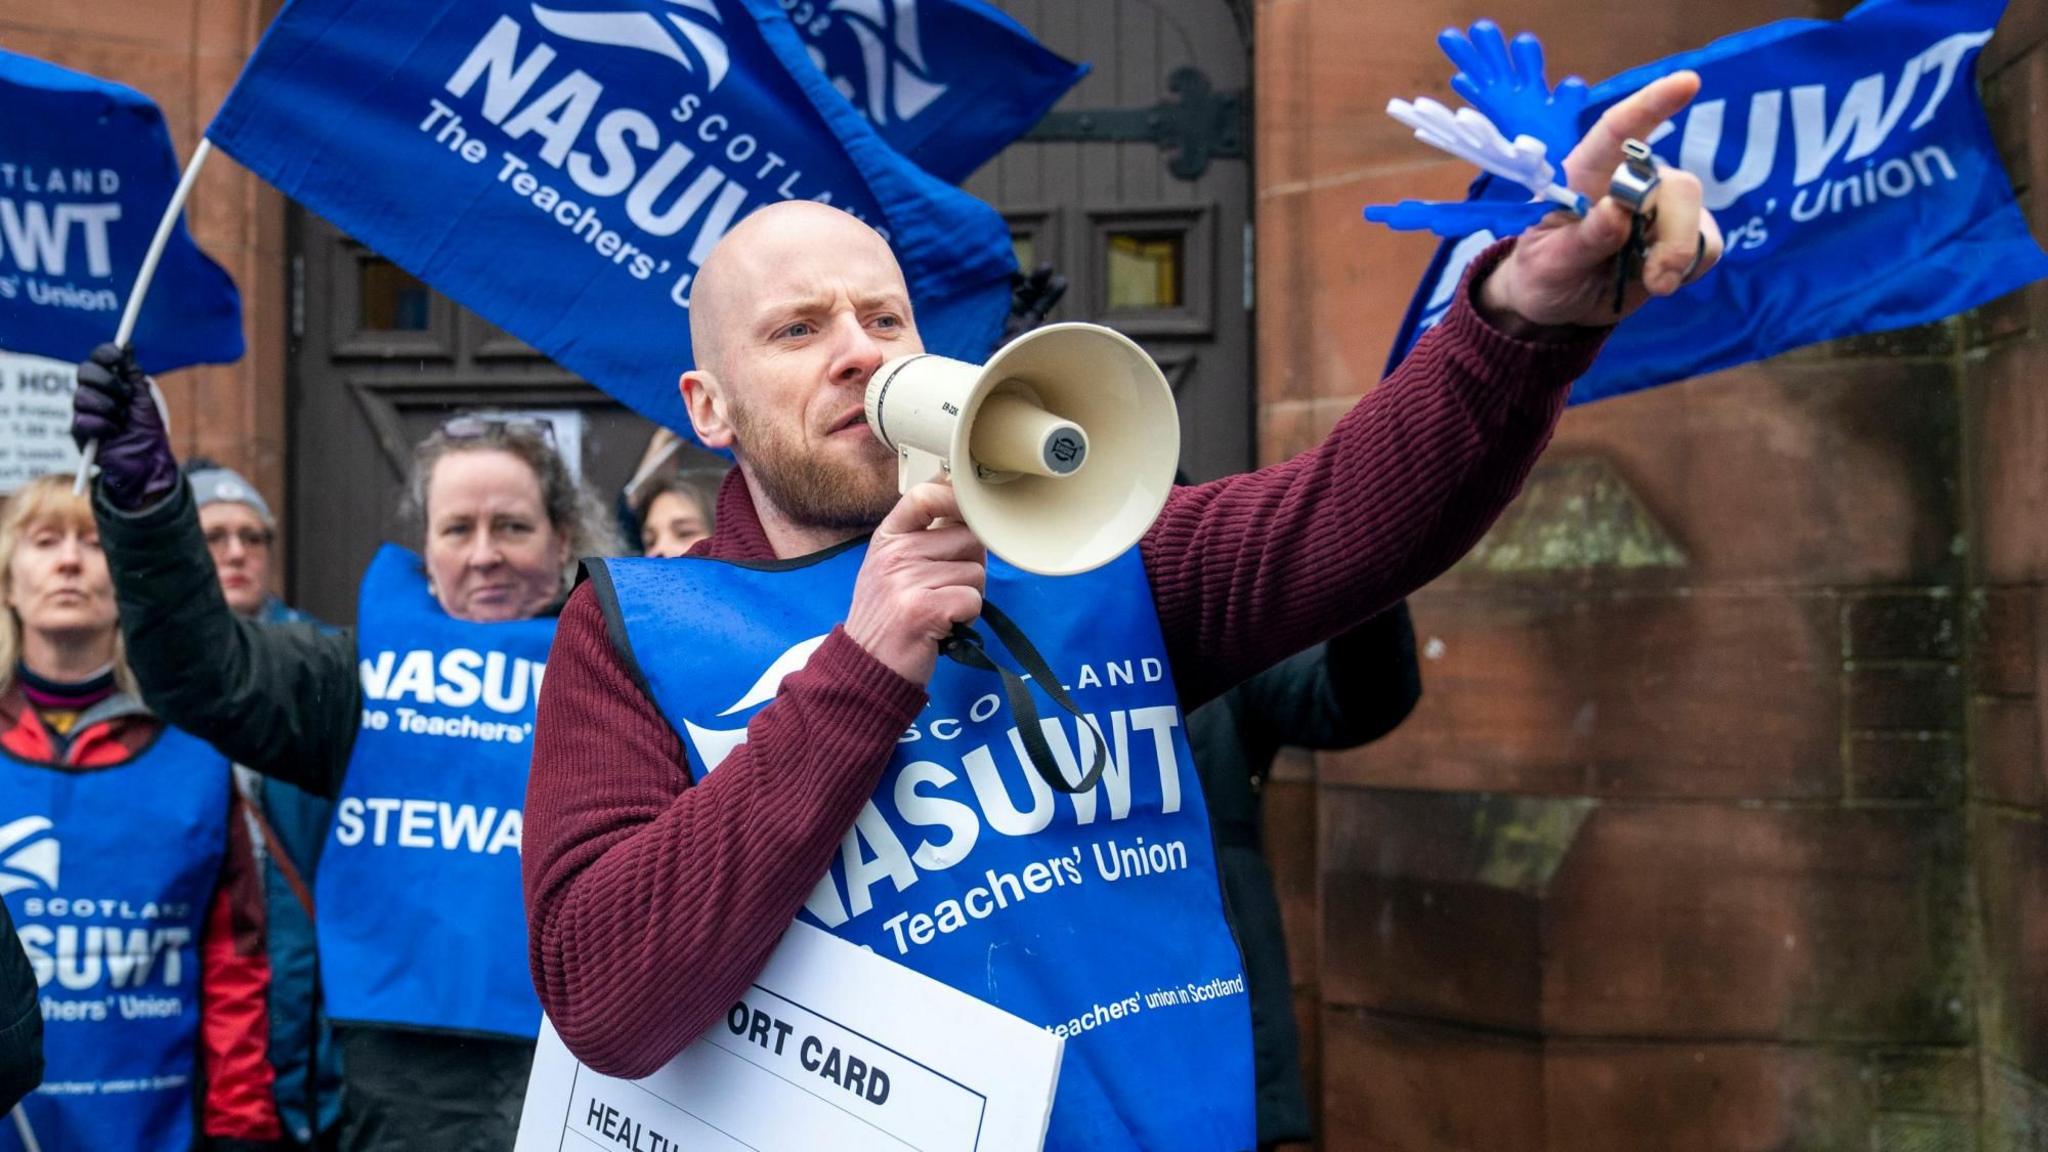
xmin=439 ymin=415 xmax=558 ymax=449
xmin=204 ymin=526 xmax=274 ymax=552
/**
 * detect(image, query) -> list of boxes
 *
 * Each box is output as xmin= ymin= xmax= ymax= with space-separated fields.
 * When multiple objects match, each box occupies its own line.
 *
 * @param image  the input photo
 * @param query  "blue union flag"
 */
xmin=1387 ymin=0 xmax=2048 ymax=405
xmin=207 ymin=0 xmax=1021 ymax=435
xmin=784 ymin=0 xmax=1086 ymax=182
xmin=0 ymin=49 xmax=242 ymax=373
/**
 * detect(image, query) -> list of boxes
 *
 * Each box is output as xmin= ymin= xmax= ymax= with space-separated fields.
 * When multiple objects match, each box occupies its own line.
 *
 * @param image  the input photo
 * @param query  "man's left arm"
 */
xmin=1143 ymin=243 xmax=1587 ymax=707
xmin=1143 ymin=74 xmax=1720 ymax=707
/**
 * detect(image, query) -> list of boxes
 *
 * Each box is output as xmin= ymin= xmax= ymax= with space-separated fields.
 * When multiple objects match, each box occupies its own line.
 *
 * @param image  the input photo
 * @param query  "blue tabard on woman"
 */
xmin=318 ymin=544 xmax=552 ymax=1040
xmin=592 ymin=544 xmax=1256 ymax=1151
xmin=0 ymin=726 xmax=228 ymax=1152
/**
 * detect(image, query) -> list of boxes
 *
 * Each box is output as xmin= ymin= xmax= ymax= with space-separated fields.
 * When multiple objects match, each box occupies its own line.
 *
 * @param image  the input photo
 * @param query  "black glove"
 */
xmin=72 ymin=342 xmax=180 ymax=510
xmin=1003 ymin=263 xmax=1069 ymax=340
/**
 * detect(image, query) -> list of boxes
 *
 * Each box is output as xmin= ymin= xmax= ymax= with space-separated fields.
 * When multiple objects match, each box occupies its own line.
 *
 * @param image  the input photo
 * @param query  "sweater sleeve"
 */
xmin=1140 ymin=240 xmax=1602 ymax=708
xmin=523 ymin=584 xmax=927 ymax=1079
xmin=95 ymin=479 xmax=361 ymax=797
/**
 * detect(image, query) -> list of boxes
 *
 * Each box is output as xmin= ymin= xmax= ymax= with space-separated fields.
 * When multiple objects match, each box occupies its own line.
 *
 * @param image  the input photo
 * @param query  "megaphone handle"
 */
xmin=898 ymin=446 xmax=947 ymax=492
xmin=937 ymin=622 xmax=980 ymax=659
xmin=939 ymin=608 xmax=1108 ymax=795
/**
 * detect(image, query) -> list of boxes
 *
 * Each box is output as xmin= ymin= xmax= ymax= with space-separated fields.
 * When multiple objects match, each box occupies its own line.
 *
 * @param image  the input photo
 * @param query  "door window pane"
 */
xmin=1105 ymin=231 xmax=1184 ymax=310
xmin=360 ymin=259 xmax=431 ymax=331
xmin=1011 ymin=232 xmax=1037 ymax=271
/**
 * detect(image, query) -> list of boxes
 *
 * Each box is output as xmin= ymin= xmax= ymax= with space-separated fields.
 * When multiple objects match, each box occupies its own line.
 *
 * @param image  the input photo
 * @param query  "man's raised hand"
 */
xmin=1478 ymin=71 xmax=1725 ymax=332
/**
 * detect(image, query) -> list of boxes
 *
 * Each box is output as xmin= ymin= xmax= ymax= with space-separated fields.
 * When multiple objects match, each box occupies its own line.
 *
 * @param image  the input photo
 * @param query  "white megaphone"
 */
xmin=864 ymin=322 xmax=1180 ymax=576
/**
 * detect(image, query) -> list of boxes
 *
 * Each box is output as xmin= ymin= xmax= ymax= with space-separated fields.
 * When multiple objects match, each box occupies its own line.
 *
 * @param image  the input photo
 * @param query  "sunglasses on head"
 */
xmin=438 ymin=415 xmax=558 ymax=449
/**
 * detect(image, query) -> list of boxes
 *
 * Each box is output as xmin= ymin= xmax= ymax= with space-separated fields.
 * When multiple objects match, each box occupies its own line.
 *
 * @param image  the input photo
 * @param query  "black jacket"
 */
xmin=0 ymin=896 xmax=41 ymax=1114
xmin=1188 ymin=603 xmax=1420 ymax=1146
xmin=97 ymin=480 xmax=359 ymax=799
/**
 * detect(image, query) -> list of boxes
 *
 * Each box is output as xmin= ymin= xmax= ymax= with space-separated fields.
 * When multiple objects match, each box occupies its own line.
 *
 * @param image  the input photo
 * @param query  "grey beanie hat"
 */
xmin=188 ymin=467 xmax=275 ymax=527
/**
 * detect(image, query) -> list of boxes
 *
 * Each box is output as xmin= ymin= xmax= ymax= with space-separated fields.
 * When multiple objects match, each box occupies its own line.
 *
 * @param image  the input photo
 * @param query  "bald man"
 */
xmin=525 ymin=75 xmax=1721 ymax=1149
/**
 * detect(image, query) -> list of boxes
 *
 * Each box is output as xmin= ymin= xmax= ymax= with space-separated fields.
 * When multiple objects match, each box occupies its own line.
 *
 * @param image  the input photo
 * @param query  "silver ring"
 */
xmin=1680 ymin=233 xmax=1707 ymax=282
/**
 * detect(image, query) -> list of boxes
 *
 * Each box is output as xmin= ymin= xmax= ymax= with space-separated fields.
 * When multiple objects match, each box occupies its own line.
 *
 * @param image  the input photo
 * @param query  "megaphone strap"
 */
xmin=940 ymin=603 xmax=1109 ymax=796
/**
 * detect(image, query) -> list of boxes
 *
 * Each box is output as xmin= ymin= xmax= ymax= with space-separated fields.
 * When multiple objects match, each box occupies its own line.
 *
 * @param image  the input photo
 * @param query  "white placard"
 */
xmin=516 ymin=920 xmax=1063 ymax=1152
xmin=0 ymin=351 xmax=85 ymax=492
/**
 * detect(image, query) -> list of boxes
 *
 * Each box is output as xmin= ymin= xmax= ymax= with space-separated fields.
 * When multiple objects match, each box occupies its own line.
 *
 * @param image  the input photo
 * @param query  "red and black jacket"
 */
xmin=0 ymin=684 xmax=284 ymax=1144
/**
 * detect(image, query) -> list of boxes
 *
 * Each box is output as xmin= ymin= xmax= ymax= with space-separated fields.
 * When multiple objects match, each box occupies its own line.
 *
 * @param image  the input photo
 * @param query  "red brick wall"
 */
xmin=1256 ymin=0 xmax=2048 ymax=1146
xmin=0 ymin=1 xmax=287 ymax=548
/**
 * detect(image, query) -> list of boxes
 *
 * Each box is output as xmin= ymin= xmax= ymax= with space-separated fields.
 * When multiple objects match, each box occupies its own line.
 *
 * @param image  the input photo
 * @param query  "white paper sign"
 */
xmin=0 ymin=351 xmax=84 ymax=492
xmin=516 ymin=920 xmax=1064 ymax=1152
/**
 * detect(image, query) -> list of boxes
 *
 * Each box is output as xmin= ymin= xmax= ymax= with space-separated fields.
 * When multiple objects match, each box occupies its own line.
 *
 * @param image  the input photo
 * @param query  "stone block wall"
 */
xmin=1971 ymin=3 xmax=2048 ymax=1147
xmin=1255 ymin=0 xmax=2048 ymax=1146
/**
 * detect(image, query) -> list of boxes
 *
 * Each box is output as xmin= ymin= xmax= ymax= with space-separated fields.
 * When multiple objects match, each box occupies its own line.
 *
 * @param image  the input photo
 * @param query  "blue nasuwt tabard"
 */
xmin=0 ymin=726 xmax=231 ymax=1152
xmin=592 ymin=543 xmax=1257 ymax=1150
xmin=318 ymin=545 xmax=553 ymax=1040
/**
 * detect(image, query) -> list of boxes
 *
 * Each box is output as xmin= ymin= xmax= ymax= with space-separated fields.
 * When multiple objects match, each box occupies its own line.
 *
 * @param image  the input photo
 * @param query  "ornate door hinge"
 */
xmin=1023 ymin=67 xmax=1246 ymax=181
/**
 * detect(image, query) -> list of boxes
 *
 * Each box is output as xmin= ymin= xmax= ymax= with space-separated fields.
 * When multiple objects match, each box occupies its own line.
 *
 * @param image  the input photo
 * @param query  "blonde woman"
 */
xmin=0 ymin=475 xmax=270 ymax=1152
xmin=77 ymin=338 xmax=614 ymax=1152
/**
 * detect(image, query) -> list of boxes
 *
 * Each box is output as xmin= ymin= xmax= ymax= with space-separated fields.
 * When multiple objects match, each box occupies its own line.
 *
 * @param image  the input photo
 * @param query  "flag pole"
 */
xmin=11 ymin=1105 xmax=42 ymax=1152
xmin=74 ymin=137 xmax=214 ymax=495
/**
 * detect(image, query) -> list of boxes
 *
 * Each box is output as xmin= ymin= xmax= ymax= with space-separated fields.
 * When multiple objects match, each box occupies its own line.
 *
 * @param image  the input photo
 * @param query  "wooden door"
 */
xmin=971 ymin=0 xmax=1254 ymax=483
xmin=284 ymin=213 xmax=668 ymax=625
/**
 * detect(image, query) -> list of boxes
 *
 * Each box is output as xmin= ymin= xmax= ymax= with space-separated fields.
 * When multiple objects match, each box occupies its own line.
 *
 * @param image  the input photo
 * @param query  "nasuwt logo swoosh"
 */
xmin=0 ymin=815 xmax=59 ymax=896
xmin=529 ymin=0 xmax=732 ymax=90
xmin=680 ymin=633 xmax=830 ymax=772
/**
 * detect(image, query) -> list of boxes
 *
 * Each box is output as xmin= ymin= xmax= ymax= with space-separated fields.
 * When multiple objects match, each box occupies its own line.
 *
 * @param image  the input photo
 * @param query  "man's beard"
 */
xmin=729 ymin=400 xmax=897 ymax=533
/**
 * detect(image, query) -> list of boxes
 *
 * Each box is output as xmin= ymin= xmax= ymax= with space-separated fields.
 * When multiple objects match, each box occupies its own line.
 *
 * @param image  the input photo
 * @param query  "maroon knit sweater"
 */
xmin=523 ymin=242 xmax=1602 ymax=1079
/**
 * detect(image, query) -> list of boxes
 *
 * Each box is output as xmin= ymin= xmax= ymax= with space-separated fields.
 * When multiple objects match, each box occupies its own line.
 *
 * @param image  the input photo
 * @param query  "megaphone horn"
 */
xmin=864 ymin=323 xmax=1180 ymax=577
